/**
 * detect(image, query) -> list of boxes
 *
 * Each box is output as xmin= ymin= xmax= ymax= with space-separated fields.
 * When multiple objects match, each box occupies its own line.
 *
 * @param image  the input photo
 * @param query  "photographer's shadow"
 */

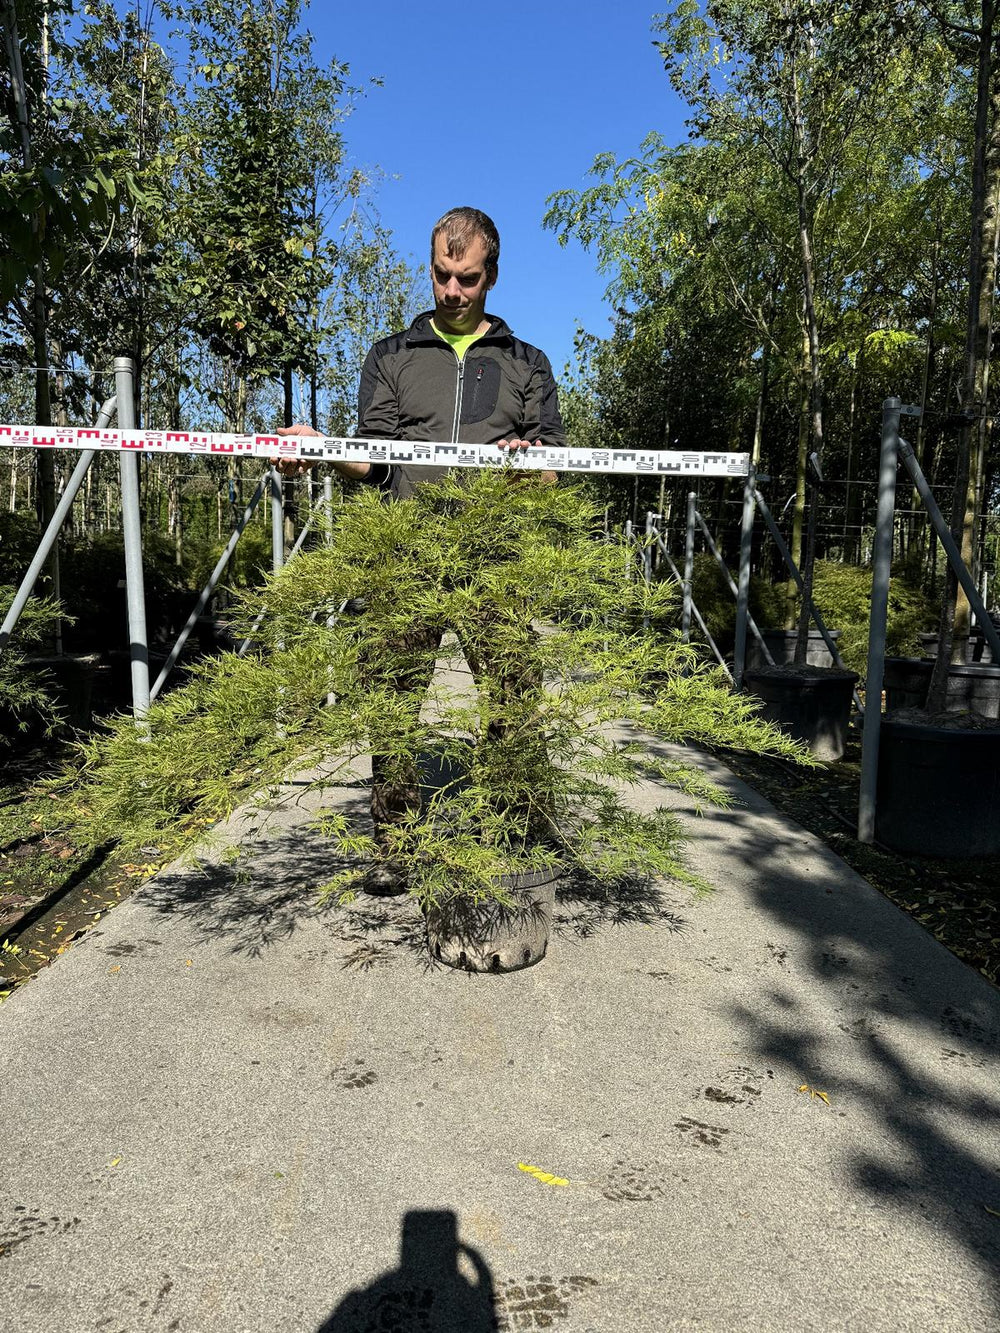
xmin=317 ymin=1208 xmax=498 ymax=1332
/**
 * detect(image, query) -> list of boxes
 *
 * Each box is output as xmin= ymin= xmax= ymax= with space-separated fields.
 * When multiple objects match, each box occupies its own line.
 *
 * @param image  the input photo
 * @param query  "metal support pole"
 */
xmin=658 ymin=543 xmax=732 ymax=681
xmin=897 ymin=437 xmax=1000 ymax=665
xmin=624 ymin=519 xmax=633 ymax=582
xmin=733 ymin=464 xmax=757 ymax=688
xmin=753 ymin=487 xmax=851 ymax=675
xmin=115 ymin=358 xmax=149 ymax=721
xmin=0 ymin=396 xmax=115 ymax=658
xmin=858 ymin=398 xmax=900 ymax=844
xmin=236 ymin=503 xmax=319 ymax=658
xmin=150 ymin=472 xmax=270 ymax=701
xmin=643 ymin=512 xmax=655 ymax=586
xmin=694 ymin=503 xmax=774 ymax=671
xmin=681 ymin=491 xmax=696 ymax=642
xmin=642 ymin=511 xmax=655 ymax=629
xmin=270 ymin=468 xmax=285 ymax=572
xmin=322 ymin=474 xmax=334 ymax=545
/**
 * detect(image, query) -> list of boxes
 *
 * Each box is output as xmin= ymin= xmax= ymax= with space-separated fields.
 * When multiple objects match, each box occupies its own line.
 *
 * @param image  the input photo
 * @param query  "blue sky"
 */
xmin=310 ymin=2 xmax=690 ymax=376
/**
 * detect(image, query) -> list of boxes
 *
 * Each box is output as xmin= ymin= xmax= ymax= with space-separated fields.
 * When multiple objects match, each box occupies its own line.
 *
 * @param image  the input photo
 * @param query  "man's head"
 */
xmin=429 ymin=207 xmax=499 ymax=336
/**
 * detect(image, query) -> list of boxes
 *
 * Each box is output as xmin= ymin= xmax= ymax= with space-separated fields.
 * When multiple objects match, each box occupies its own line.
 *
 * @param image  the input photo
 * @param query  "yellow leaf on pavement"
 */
xmin=517 ymin=1162 xmax=569 ymax=1187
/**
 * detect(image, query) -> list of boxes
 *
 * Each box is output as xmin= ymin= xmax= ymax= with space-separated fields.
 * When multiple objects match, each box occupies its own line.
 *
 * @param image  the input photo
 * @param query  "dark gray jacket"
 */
xmin=357 ymin=311 xmax=566 ymax=500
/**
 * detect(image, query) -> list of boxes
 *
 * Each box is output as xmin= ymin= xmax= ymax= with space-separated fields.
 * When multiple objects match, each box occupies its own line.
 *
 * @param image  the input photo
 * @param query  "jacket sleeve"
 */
xmin=520 ymin=350 xmax=567 ymax=447
xmin=356 ymin=344 xmax=397 ymax=487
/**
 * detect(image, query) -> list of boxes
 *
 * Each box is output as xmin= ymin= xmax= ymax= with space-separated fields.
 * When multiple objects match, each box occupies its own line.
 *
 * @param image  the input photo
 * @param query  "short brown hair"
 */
xmin=430 ymin=207 xmax=500 ymax=278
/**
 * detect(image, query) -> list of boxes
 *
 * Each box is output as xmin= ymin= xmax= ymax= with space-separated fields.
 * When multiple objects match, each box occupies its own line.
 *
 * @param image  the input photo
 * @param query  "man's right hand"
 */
xmin=273 ymin=424 xmax=320 ymax=477
xmin=273 ymin=424 xmax=371 ymax=480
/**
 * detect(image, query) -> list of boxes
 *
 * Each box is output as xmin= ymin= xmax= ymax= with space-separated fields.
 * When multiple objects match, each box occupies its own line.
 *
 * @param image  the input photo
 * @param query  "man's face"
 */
xmin=430 ymin=234 xmax=495 ymax=335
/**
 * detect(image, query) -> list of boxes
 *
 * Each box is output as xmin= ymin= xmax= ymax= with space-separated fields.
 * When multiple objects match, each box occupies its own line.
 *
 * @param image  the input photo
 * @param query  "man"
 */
xmin=277 ymin=206 xmax=566 ymax=889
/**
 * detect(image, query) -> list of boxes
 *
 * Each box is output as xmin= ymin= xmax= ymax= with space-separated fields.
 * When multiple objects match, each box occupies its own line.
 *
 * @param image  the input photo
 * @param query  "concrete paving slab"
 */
xmin=2 ymin=718 xmax=999 ymax=1332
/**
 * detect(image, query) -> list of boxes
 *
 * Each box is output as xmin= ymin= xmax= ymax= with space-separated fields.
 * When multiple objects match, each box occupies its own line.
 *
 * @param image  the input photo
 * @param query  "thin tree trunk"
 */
xmin=788 ymin=325 xmax=811 ymax=629
xmin=790 ymin=61 xmax=825 ymax=667
xmin=911 ymin=224 xmax=941 ymax=560
xmin=929 ymin=0 xmax=998 ymax=707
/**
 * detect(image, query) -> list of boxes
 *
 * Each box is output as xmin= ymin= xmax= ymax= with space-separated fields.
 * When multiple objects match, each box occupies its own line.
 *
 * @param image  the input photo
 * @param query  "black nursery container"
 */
xmin=875 ymin=717 xmax=1000 ymax=858
xmin=744 ymin=666 xmax=858 ymax=761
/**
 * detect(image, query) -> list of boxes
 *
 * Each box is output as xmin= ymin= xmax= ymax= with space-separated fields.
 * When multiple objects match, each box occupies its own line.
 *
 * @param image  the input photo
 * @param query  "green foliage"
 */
xmin=55 ymin=530 xmax=190 ymax=652
xmin=653 ymin=552 xmax=937 ymax=677
xmin=0 ymin=509 xmax=44 ymax=582
xmin=546 ymin=1 xmax=976 ymax=596
xmin=173 ymin=0 xmax=352 ymax=391
xmin=809 ymin=560 xmax=936 ymax=675
xmin=0 ymin=587 xmax=66 ymax=737
xmin=184 ymin=524 xmax=274 ymax=593
xmin=42 ymin=474 xmax=810 ymax=907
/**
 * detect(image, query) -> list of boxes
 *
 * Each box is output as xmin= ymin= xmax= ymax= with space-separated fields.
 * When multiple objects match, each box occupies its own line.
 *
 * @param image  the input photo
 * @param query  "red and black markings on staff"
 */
xmin=0 ymin=424 xmax=749 ymax=478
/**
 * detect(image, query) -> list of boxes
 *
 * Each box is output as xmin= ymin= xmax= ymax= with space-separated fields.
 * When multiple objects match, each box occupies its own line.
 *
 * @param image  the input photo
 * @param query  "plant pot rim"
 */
xmin=745 ymin=665 xmax=858 ymax=683
xmin=758 ymin=627 xmax=841 ymax=637
xmin=881 ymin=714 xmax=1000 ymax=739
xmin=884 ymin=655 xmax=1000 ymax=680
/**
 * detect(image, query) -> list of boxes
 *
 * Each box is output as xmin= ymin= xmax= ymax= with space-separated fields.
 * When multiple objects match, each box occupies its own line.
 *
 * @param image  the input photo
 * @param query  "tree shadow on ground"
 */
xmin=553 ymin=868 xmax=689 ymax=940
xmin=137 ymin=749 xmax=693 ymax=967
xmin=649 ymin=738 xmax=1000 ymax=1316
xmin=141 ymin=789 xmax=374 ymax=959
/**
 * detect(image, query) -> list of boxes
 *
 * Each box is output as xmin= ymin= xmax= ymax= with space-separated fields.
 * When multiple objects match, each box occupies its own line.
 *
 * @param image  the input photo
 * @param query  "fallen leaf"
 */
xmin=517 ymin=1161 xmax=569 ymax=1187
xmin=108 ymin=1158 xmax=120 ymax=1168
xmin=107 ymin=965 xmax=121 ymax=975
xmin=184 ymin=960 xmax=193 ymax=967
xmin=797 ymin=1083 xmax=831 ymax=1105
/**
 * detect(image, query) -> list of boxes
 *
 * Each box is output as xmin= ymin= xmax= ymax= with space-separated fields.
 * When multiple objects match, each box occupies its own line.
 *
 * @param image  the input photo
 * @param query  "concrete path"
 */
xmin=2 ymin=705 xmax=999 ymax=1330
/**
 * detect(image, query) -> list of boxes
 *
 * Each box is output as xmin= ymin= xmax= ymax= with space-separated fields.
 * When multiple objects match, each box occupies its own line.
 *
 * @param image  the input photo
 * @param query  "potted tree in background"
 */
xmin=871 ymin=2 xmax=1000 ymax=860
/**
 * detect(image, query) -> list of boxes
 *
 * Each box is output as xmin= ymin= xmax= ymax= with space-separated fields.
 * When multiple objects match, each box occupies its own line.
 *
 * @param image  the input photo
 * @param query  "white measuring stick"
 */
xmin=0 ymin=424 xmax=749 ymax=477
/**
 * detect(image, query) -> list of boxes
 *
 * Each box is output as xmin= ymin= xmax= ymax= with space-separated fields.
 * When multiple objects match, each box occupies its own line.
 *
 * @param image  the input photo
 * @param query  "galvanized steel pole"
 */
xmin=733 ymin=465 xmax=757 ymax=687
xmin=858 ymin=398 xmax=901 ymax=843
xmin=322 ymin=474 xmax=334 ymax=545
xmin=681 ymin=491 xmax=696 ymax=642
xmin=114 ymin=358 xmax=150 ymax=722
xmin=0 ymin=396 xmax=115 ymax=658
xmin=270 ymin=468 xmax=285 ymax=572
xmin=643 ymin=512 xmax=655 ymax=629
xmin=150 ymin=472 xmax=270 ymax=701
xmin=898 ymin=437 xmax=1000 ymax=665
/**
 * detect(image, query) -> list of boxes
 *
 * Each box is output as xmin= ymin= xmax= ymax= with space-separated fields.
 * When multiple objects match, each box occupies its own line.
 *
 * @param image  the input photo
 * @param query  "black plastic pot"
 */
xmin=747 ymin=628 xmax=842 ymax=670
xmin=744 ymin=666 xmax=859 ymax=761
xmin=875 ymin=717 xmax=1000 ymax=858
xmin=883 ymin=657 xmax=1000 ymax=721
xmin=918 ymin=632 xmax=994 ymax=665
xmin=25 ymin=652 xmax=102 ymax=730
xmin=425 ymin=865 xmax=560 ymax=972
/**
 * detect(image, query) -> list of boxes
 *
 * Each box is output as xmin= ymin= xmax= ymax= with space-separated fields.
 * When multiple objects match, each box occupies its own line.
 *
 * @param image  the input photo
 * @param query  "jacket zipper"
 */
xmin=450 ymin=353 xmax=465 ymax=442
